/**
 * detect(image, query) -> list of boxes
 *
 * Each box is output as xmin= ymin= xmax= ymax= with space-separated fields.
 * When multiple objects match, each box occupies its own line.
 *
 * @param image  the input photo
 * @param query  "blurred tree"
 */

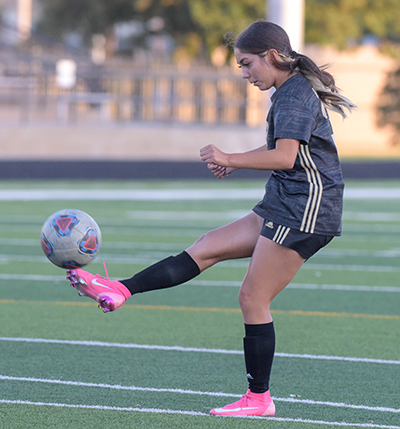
xmin=305 ymin=0 xmax=400 ymax=147
xmin=376 ymin=65 xmax=400 ymax=145
xmin=134 ymin=0 xmax=204 ymax=58
xmin=36 ymin=0 xmax=136 ymax=43
xmin=188 ymin=0 xmax=265 ymax=58
xmin=37 ymin=0 xmax=400 ymax=58
xmin=37 ymin=0 xmax=201 ymax=55
xmin=305 ymin=0 xmax=400 ymax=49
xmin=36 ymin=0 xmax=263 ymax=59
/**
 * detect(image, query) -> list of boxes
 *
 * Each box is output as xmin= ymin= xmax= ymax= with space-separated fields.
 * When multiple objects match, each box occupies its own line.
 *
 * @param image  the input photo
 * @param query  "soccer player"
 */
xmin=67 ymin=20 xmax=356 ymax=417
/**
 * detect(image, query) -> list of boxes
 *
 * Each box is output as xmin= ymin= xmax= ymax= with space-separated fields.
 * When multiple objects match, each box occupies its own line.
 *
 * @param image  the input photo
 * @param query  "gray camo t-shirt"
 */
xmin=253 ymin=73 xmax=344 ymax=236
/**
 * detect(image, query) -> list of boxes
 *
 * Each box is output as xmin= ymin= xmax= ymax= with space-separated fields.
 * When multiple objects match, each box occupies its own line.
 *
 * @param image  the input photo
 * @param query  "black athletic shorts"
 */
xmin=260 ymin=219 xmax=334 ymax=260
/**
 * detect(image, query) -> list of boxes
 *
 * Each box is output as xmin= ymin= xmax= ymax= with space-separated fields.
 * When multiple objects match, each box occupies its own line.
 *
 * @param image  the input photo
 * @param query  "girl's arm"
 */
xmin=206 ymin=144 xmax=269 ymax=179
xmin=201 ymin=139 xmax=300 ymax=176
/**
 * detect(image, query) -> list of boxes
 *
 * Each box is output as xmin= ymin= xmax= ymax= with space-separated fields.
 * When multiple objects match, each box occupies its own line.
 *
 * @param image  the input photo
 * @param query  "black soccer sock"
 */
xmin=119 ymin=251 xmax=201 ymax=295
xmin=243 ymin=322 xmax=275 ymax=393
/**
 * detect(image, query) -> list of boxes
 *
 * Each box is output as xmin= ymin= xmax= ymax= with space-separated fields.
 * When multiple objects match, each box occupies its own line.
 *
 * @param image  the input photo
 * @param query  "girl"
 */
xmin=67 ymin=20 xmax=356 ymax=417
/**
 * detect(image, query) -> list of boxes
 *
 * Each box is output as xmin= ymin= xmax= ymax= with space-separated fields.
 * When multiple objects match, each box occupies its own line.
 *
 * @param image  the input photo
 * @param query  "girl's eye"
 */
xmin=238 ymin=63 xmax=250 ymax=69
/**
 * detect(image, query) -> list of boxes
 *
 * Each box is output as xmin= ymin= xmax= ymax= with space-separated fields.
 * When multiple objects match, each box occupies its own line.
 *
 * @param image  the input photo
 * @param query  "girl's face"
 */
xmin=234 ymin=48 xmax=289 ymax=91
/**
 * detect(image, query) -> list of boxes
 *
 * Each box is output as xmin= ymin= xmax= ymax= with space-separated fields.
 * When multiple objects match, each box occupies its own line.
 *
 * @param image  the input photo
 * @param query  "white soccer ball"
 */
xmin=41 ymin=209 xmax=102 ymax=269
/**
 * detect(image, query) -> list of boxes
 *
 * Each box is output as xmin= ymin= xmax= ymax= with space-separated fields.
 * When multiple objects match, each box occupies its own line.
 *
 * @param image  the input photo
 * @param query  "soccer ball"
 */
xmin=41 ymin=209 xmax=102 ymax=269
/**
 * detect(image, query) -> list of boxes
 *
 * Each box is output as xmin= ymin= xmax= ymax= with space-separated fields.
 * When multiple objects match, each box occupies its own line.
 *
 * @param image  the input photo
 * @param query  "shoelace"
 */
xmin=242 ymin=395 xmax=251 ymax=406
xmin=95 ymin=261 xmax=110 ymax=281
xmin=103 ymin=260 xmax=110 ymax=280
xmin=234 ymin=395 xmax=250 ymax=408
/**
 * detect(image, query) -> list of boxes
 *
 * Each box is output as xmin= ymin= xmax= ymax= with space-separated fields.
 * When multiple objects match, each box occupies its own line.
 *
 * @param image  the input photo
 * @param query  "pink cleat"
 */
xmin=210 ymin=389 xmax=275 ymax=417
xmin=66 ymin=268 xmax=131 ymax=312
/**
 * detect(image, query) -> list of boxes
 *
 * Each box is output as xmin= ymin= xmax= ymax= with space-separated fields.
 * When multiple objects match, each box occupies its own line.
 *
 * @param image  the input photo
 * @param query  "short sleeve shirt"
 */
xmin=253 ymin=73 xmax=344 ymax=236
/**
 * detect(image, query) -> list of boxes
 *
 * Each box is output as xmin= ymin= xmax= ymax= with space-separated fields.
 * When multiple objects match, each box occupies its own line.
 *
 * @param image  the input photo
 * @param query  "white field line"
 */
xmin=191 ymin=280 xmax=400 ymax=293
xmin=0 ymin=400 xmax=399 ymax=429
xmin=0 ymin=238 xmax=186 ymax=251
xmin=0 ymin=187 xmax=400 ymax=201
xmin=344 ymin=212 xmax=400 ymax=222
xmin=0 ymin=189 xmax=264 ymax=201
xmin=2 ymin=273 xmax=400 ymax=293
xmin=2 ymin=223 xmax=400 ymax=239
xmin=2 ymin=237 xmax=400 ymax=259
xmin=0 ymin=399 xmax=207 ymax=416
xmin=1 ymin=337 xmax=399 ymax=365
xmin=3 ymin=226 xmax=399 ymax=240
xmin=126 ymin=210 xmax=249 ymax=220
xmin=1 ymin=375 xmax=399 ymax=415
xmin=1 ymin=254 xmax=400 ymax=272
xmin=2 ymin=221 xmax=400 ymax=233
xmin=316 ymin=249 xmax=400 ymax=258
xmin=3 ymin=208 xmax=400 ymax=222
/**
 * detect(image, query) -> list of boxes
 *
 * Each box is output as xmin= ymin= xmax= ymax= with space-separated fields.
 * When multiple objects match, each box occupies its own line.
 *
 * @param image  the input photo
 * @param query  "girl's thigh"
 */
xmin=186 ymin=212 xmax=264 ymax=271
xmin=239 ymin=235 xmax=305 ymax=324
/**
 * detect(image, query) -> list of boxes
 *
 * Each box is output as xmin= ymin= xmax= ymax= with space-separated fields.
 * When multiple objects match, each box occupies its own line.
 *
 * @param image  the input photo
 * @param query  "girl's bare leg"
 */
xmin=239 ymin=235 xmax=305 ymax=324
xmin=186 ymin=212 xmax=264 ymax=271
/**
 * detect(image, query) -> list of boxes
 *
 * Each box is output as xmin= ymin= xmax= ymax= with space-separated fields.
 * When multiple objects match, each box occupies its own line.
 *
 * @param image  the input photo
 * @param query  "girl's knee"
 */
xmin=238 ymin=285 xmax=273 ymax=317
xmin=239 ymin=287 xmax=263 ymax=311
xmin=186 ymin=233 xmax=219 ymax=270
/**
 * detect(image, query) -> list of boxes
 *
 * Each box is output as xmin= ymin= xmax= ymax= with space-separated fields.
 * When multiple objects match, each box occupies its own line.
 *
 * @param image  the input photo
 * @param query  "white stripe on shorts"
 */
xmin=272 ymin=225 xmax=291 ymax=245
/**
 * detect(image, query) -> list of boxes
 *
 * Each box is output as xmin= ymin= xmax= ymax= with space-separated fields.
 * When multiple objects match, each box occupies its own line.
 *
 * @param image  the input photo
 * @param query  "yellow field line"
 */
xmin=0 ymin=299 xmax=399 ymax=320
xmin=271 ymin=309 xmax=400 ymax=320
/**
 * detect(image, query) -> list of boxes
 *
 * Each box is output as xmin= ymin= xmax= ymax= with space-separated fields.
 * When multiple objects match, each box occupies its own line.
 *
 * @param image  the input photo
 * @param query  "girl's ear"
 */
xmin=266 ymin=49 xmax=279 ymax=62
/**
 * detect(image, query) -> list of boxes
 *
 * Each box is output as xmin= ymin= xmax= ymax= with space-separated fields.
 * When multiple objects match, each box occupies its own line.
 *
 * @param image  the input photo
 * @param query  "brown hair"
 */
xmin=235 ymin=21 xmax=356 ymax=118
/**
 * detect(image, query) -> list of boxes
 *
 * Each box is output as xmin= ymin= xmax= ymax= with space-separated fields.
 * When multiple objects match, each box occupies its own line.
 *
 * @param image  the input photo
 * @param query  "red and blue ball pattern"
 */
xmin=41 ymin=209 xmax=102 ymax=269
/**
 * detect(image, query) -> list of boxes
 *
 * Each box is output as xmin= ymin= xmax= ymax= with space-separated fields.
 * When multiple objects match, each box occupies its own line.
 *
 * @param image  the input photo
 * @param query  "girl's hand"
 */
xmin=207 ymin=163 xmax=238 ymax=179
xmin=200 ymin=144 xmax=229 ymax=166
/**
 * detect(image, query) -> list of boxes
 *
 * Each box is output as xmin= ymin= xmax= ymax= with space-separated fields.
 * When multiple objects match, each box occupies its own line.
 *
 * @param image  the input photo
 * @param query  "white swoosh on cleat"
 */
xmin=92 ymin=278 xmax=114 ymax=290
xmin=213 ymin=407 xmax=259 ymax=413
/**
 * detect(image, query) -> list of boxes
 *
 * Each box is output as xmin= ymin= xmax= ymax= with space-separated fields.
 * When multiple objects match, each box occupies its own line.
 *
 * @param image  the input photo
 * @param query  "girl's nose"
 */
xmin=241 ymin=69 xmax=250 ymax=79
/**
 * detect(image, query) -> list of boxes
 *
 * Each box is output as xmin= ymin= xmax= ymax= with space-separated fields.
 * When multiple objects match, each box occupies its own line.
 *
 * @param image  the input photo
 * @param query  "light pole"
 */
xmin=17 ymin=0 xmax=32 ymax=40
xmin=267 ymin=0 xmax=305 ymax=51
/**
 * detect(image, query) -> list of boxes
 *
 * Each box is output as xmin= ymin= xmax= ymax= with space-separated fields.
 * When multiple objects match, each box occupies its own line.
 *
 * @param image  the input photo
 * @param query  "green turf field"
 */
xmin=0 ymin=179 xmax=399 ymax=429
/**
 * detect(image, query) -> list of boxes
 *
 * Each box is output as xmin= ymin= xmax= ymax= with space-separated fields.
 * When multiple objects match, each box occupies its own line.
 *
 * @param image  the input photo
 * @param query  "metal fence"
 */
xmin=0 ymin=60 xmax=266 ymax=126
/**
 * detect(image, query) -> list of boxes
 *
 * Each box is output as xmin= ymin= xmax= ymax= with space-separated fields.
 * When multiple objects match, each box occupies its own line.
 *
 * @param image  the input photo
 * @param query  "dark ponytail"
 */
xmin=235 ymin=21 xmax=357 ymax=118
